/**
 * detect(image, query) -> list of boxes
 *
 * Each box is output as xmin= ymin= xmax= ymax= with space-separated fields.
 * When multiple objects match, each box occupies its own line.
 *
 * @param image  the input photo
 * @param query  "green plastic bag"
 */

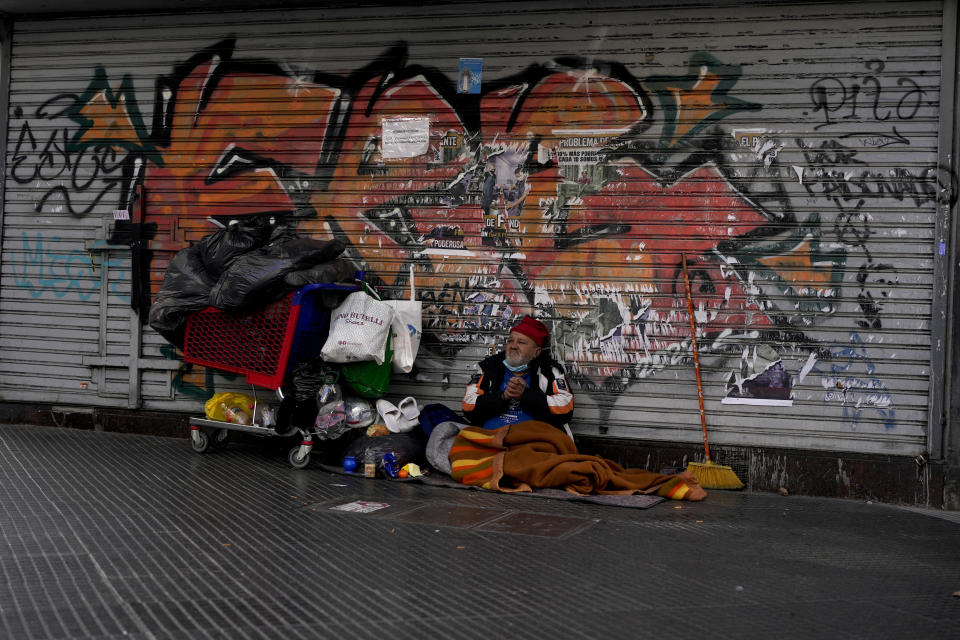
xmin=341 ymin=334 xmax=393 ymax=398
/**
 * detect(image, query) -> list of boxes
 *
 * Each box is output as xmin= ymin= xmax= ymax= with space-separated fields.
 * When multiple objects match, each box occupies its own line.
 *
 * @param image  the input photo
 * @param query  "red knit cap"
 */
xmin=510 ymin=315 xmax=549 ymax=347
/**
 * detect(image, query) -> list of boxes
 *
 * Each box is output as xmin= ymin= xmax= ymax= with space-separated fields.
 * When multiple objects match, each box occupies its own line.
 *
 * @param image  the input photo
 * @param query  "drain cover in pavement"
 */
xmin=323 ymin=499 xmax=597 ymax=538
xmin=475 ymin=511 xmax=598 ymax=538
xmin=388 ymin=503 xmax=508 ymax=528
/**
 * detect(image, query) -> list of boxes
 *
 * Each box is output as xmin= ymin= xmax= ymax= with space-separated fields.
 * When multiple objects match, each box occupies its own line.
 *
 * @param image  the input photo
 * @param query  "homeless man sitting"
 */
xmin=451 ymin=315 xmax=706 ymax=501
xmin=462 ymin=315 xmax=574 ymax=437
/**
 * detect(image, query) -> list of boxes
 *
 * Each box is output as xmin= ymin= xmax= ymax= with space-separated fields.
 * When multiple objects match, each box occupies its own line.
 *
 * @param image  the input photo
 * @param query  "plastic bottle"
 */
xmin=315 ymin=372 xmax=347 ymax=435
xmin=316 ymin=371 xmax=341 ymax=406
xmin=256 ymin=405 xmax=277 ymax=428
xmin=316 ymin=373 xmax=343 ymax=419
xmin=221 ymin=403 xmax=251 ymax=425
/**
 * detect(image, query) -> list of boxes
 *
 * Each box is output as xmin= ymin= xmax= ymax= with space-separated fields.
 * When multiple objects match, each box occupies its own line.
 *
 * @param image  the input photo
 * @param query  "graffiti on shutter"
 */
xmin=14 ymin=37 xmax=954 ymax=429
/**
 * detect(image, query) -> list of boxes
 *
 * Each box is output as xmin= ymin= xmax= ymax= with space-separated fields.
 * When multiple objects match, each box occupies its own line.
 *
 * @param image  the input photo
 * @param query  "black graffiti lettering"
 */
xmin=896 ymin=78 xmax=923 ymax=121
xmin=856 ymin=262 xmax=896 ymax=330
xmin=12 ymin=101 xmax=123 ymax=216
xmin=797 ymin=139 xmax=864 ymax=168
xmin=862 ymin=77 xmax=889 ymax=122
xmin=833 ymin=203 xmax=872 ymax=258
xmin=11 ymin=121 xmax=40 ymax=183
xmin=849 ymin=168 xmax=937 ymax=208
xmin=11 ymin=124 xmax=74 ymax=184
xmin=819 ymin=170 xmax=853 ymax=202
xmin=77 ymin=145 xmax=122 ymax=190
xmin=886 ymin=168 xmax=928 ymax=207
xmin=36 ymin=93 xmax=80 ymax=120
xmin=33 ymin=144 xmax=122 ymax=217
xmin=39 ymin=129 xmax=73 ymax=181
xmin=844 ymin=84 xmax=862 ymax=120
xmin=808 ymin=78 xmax=847 ymax=130
xmin=36 ymin=181 xmax=116 ymax=217
xmin=808 ymin=60 xmax=924 ymax=131
xmin=800 ymin=139 xmax=941 ymax=212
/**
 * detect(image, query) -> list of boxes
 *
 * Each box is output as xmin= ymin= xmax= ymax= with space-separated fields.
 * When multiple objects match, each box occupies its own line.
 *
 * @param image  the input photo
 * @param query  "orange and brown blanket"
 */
xmin=449 ymin=421 xmax=706 ymax=501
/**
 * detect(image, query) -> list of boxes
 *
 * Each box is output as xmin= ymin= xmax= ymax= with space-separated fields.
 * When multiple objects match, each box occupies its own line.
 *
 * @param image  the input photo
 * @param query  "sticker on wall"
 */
xmin=552 ymin=128 xmax=629 ymax=167
xmin=457 ymin=58 xmax=483 ymax=94
xmin=441 ymin=131 xmax=461 ymax=148
xmin=731 ymin=128 xmax=766 ymax=148
xmin=548 ymin=128 xmax=628 ymax=193
xmin=422 ymin=225 xmax=473 ymax=256
xmin=722 ymin=349 xmax=794 ymax=406
xmin=381 ymin=116 xmax=430 ymax=159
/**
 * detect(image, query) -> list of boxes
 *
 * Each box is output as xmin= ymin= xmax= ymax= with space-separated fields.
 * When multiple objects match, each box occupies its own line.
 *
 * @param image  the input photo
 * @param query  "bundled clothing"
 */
xmin=448 ymin=420 xmax=706 ymax=501
xmin=462 ymin=351 xmax=574 ymax=432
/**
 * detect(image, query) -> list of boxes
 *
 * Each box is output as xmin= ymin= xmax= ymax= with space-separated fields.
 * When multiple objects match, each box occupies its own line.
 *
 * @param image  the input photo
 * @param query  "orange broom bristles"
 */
xmin=686 ymin=460 xmax=745 ymax=490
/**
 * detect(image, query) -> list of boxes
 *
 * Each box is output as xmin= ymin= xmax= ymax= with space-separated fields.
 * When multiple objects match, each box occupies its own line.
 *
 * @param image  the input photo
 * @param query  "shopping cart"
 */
xmin=184 ymin=279 xmax=360 ymax=468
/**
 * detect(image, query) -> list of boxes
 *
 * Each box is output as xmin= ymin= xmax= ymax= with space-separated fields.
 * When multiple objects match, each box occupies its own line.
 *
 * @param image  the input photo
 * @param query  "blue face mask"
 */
xmin=503 ymin=360 xmax=528 ymax=373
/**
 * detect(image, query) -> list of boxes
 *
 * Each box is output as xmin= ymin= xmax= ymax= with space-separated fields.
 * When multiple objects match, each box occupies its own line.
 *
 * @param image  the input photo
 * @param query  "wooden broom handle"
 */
xmin=681 ymin=254 xmax=712 ymax=462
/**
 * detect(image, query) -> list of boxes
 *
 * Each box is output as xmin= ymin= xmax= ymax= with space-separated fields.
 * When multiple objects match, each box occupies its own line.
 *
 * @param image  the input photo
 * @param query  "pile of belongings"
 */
xmin=148 ymin=216 xmax=355 ymax=348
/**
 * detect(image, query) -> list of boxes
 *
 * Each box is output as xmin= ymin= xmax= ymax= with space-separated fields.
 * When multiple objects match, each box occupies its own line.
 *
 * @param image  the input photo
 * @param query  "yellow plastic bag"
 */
xmin=204 ymin=392 xmax=256 ymax=424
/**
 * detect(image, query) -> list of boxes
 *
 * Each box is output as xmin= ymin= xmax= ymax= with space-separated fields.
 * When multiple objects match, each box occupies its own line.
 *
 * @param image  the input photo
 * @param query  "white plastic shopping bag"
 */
xmin=385 ymin=266 xmax=423 ymax=374
xmin=320 ymin=283 xmax=395 ymax=365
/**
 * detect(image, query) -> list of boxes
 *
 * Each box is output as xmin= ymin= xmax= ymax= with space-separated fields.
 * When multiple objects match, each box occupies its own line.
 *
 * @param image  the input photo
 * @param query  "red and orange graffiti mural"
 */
xmin=62 ymin=39 xmax=853 ymax=394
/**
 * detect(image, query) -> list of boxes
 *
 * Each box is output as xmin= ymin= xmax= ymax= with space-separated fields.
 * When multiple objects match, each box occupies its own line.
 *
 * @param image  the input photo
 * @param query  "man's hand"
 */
xmin=503 ymin=374 xmax=527 ymax=401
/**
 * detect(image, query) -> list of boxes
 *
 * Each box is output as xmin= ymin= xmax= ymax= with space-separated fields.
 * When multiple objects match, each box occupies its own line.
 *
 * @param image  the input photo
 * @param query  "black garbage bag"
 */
xmin=274 ymin=359 xmax=330 ymax=433
xmin=284 ymin=256 xmax=355 ymax=289
xmin=149 ymin=218 xmax=349 ymax=348
xmin=274 ymin=236 xmax=346 ymax=267
xmin=147 ymin=218 xmax=274 ymax=347
xmin=147 ymin=243 xmax=215 ymax=347
xmin=198 ymin=216 xmax=275 ymax=277
xmin=208 ymin=226 xmax=347 ymax=311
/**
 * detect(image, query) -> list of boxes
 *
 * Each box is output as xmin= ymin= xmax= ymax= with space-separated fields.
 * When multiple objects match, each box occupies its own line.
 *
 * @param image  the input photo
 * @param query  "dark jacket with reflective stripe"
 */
xmin=462 ymin=351 xmax=574 ymax=430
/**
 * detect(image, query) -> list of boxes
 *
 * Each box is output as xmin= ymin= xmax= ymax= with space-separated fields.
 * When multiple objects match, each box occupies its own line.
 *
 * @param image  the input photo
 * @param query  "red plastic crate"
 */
xmin=183 ymin=293 xmax=302 ymax=389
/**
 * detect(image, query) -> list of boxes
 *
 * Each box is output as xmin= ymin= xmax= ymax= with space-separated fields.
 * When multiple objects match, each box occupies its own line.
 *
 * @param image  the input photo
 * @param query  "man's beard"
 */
xmin=505 ymin=352 xmax=533 ymax=369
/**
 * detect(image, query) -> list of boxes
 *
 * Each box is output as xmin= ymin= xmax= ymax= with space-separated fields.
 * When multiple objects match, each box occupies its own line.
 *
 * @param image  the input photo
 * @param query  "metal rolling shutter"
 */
xmin=1 ymin=0 xmax=946 ymax=455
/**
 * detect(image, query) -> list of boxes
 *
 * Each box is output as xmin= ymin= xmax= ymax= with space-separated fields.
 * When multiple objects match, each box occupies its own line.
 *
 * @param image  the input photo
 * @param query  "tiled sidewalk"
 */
xmin=1 ymin=424 xmax=958 ymax=639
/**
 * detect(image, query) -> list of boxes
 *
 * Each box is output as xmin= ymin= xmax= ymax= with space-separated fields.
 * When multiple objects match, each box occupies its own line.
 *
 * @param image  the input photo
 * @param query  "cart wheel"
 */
xmin=191 ymin=429 xmax=210 ymax=454
xmin=288 ymin=447 xmax=311 ymax=469
xmin=211 ymin=428 xmax=231 ymax=448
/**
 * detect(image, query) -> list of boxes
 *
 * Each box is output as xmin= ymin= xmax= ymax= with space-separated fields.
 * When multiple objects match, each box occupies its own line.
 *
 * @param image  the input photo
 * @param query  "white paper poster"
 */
xmin=381 ymin=117 xmax=430 ymax=159
xmin=552 ymin=128 xmax=628 ymax=167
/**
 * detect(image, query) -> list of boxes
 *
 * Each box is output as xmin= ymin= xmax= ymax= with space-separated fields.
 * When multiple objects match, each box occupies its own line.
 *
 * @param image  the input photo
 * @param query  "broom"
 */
xmin=680 ymin=254 xmax=744 ymax=490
